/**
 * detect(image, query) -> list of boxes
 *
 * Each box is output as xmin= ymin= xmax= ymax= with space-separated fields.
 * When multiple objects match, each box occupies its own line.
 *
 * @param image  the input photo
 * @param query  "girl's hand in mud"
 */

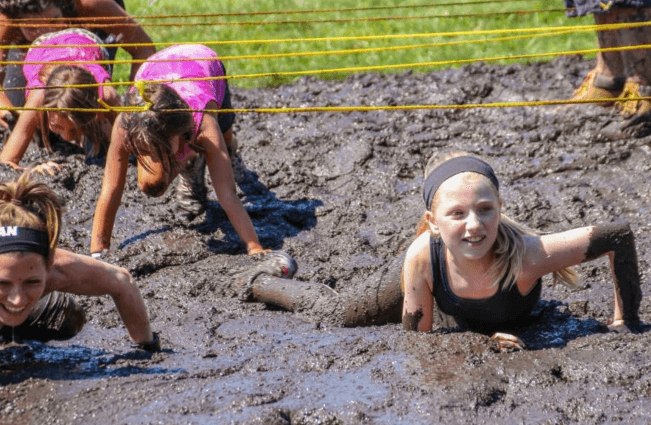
xmin=32 ymin=161 xmax=63 ymax=176
xmin=606 ymin=318 xmax=632 ymax=334
xmin=490 ymin=332 xmax=526 ymax=351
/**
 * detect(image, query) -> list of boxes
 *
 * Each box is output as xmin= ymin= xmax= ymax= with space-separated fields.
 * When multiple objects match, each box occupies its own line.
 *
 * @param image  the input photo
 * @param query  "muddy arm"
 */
xmin=90 ymin=121 xmax=130 ymax=253
xmin=0 ymin=90 xmax=44 ymax=168
xmin=46 ymin=249 xmax=154 ymax=344
xmin=584 ymin=223 xmax=642 ymax=324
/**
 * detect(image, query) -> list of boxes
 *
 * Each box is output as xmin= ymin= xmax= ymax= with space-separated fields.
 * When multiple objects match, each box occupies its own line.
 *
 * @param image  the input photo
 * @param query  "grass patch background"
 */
xmin=113 ymin=0 xmax=596 ymax=89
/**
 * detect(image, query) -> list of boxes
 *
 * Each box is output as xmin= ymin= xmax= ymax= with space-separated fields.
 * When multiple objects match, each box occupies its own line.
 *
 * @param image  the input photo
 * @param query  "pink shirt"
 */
xmin=23 ymin=31 xmax=111 ymax=99
xmin=134 ymin=44 xmax=226 ymax=138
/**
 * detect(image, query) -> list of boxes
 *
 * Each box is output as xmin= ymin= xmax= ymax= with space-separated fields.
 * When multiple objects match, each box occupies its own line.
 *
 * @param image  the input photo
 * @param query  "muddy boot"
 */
xmin=572 ymin=70 xmax=625 ymax=105
xmin=599 ymin=86 xmax=651 ymax=139
xmin=174 ymin=154 xmax=208 ymax=222
xmin=232 ymin=251 xmax=298 ymax=301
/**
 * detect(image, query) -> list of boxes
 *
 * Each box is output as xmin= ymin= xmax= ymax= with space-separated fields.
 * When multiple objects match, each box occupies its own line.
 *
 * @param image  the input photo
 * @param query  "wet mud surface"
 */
xmin=3 ymin=55 xmax=651 ymax=424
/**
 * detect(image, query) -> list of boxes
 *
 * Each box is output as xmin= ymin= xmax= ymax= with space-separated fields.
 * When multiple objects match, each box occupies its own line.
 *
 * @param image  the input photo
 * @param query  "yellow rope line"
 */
xmin=8 ymin=0 xmax=544 ymax=21
xmin=4 ymin=40 xmax=648 ymax=95
xmin=3 ymin=96 xmax=649 ymax=114
xmin=2 ymin=28 xmax=574 ymax=67
xmin=1 ymin=21 xmax=645 ymax=51
xmin=6 ymin=8 xmax=566 ymax=29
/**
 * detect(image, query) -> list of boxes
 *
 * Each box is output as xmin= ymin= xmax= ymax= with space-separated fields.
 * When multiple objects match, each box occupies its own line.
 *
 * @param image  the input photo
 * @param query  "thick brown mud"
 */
xmin=2 ymin=55 xmax=651 ymax=424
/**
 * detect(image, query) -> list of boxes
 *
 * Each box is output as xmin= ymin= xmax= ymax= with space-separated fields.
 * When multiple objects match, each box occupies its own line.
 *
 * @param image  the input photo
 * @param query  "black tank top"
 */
xmin=429 ymin=236 xmax=541 ymax=329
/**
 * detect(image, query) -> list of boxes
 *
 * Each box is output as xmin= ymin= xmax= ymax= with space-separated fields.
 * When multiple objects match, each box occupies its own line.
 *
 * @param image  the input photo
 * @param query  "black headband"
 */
xmin=422 ymin=156 xmax=499 ymax=208
xmin=0 ymin=226 xmax=49 ymax=258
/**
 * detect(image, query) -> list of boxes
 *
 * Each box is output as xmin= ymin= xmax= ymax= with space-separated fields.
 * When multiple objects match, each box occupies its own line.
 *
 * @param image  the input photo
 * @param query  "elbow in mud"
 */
xmin=584 ymin=222 xmax=634 ymax=262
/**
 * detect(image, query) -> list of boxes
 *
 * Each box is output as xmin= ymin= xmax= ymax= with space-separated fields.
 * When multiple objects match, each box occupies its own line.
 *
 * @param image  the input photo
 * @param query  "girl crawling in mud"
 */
xmin=90 ymin=44 xmax=268 ymax=257
xmin=0 ymin=0 xmax=154 ymax=126
xmin=234 ymin=153 xmax=641 ymax=349
xmin=0 ymin=170 xmax=159 ymax=351
xmin=0 ymin=28 xmax=122 ymax=173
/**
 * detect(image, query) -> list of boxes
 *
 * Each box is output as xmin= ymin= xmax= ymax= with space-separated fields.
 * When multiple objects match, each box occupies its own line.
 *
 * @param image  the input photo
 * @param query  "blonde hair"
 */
xmin=0 ymin=170 xmax=62 ymax=265
xmin=39 ymin=65 xmax=109 ymax=157
xmin=416 ymin=152 xmax=579 ymax=290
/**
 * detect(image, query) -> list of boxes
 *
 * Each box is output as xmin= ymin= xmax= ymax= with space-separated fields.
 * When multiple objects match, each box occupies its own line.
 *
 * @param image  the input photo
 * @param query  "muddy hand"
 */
xmin=32 ymin=161 xmax=63 ymax=176
xmin=606 ymin=318 xmax=631 ymax=334
xmin=490 ymin=332 xmax=526 ymax=351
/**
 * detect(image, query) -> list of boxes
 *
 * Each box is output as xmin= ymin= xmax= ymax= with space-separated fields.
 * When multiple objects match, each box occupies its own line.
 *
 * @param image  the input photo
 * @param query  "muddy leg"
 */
xmin=572 ymin=12 xmax=626 ymax=103
xmin=615 ymin=7 xmax=651 ymax=86
xmin=245 ymin=254 xmax=406 ymax=327
xmin=595 ymin=11 xmax=626 ymax=80
xmin=584 ymin=222 xmax=641 ymax=323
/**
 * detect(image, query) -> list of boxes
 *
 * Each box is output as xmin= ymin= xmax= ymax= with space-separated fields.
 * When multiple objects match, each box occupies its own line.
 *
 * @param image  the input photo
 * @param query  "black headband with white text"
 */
xmin=422 ymin=156 xmax=499 ymax=208
xmin=0 ymin=226 xmax=49 ymax=258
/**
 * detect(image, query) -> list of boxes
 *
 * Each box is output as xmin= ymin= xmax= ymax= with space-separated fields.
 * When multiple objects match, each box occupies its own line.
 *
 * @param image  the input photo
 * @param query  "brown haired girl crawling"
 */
xmin=0 ymin=0 xmax=154 ymax=126
xmin=0 ymin=28 xmax=121 ymax=173
xmin=232 ymin=154 xmax=641 ymax=349
xmin=90 ymin=44 xmax=268 ymax=257
xmin=0 ymin=170 xmax=158 ymax=351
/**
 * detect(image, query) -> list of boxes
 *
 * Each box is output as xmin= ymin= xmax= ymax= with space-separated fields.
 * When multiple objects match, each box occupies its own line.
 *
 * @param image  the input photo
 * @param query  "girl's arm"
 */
xmin=0 ymin=89 xmax=45 ymax=168
xmin=523 ymin=223 xmax=641 ymax=325
xmin=77 ymin=0 xmax=156 ymax=79
xmin=199 ymin=115 xmax=266 ymax=255
xmin=91 ymin=119 xmax=130 ymax=253
xmin=402 ymin=233 xmax=434 ymax=332
xmin=0 ymin=17 xmax=22 ymax=125
xmin=46 ymin=248 xmax=153 ymax=344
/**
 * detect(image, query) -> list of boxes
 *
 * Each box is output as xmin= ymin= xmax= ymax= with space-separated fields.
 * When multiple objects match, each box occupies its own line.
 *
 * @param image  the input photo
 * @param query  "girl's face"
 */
xmin=19 ymin=5 xmax=63 ymax=42
xmin=0 ymin=252 xmax=47 ymax=327
xmin=429 ymin=172 xmax=501 ymax=263
xmin=48 ymin=112 xmax=83 ymax=144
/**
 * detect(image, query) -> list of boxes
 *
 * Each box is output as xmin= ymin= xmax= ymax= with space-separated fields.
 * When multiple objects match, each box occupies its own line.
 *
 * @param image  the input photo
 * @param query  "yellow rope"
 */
xmin=1 ymin=21 xmax=648 ymax=51
xmin=2 ymin=28 xmax=574 ymax=67
xmin=3 ymin=96 xmax=650 ymax=115
xmin=5 ymin=40 xmax=651 ymax=95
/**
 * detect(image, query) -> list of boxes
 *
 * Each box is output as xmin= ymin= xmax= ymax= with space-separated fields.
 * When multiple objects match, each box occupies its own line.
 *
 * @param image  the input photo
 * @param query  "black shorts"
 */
xmin=0 ymin=291 xmax=86 ymax=344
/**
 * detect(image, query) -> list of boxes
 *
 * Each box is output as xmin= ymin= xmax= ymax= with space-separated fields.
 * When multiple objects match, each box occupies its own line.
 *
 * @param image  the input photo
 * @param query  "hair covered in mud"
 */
xmin=41 ymin=65 xmax=108 ymax=157
xmin=415 ymin=151 xmax=579 ymax=290
xmin=0 ymin=170 xmax=61 ymax=264
xmin=120 ymin=83 xmax=195 ymax=174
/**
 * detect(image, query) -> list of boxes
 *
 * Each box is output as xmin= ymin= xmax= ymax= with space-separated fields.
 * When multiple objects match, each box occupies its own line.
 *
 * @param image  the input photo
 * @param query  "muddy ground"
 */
xmin=2 ymin=55 xmax=651 ymax=424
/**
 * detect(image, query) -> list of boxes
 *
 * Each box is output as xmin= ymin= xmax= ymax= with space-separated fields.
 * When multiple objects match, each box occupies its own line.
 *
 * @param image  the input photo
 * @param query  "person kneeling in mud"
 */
xmin=0 ymin=28 xmax=122 ymax=174
xmin=233 ymin=154 xmax=641 ymax=350
xmin=0 ymin=170 xmax=159 ymax=351
xmin=91 ymin=44 xmax=269 ymax=257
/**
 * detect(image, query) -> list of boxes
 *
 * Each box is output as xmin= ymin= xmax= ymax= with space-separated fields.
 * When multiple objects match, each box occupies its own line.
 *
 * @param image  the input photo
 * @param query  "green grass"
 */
xmin=113 ymin=0 xmax=597 ymax=89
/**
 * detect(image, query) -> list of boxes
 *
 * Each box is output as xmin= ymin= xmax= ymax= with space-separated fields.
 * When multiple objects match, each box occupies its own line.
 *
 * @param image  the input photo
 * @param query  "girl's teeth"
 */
xmin=3 ymin=305 xmax=25 ymax=313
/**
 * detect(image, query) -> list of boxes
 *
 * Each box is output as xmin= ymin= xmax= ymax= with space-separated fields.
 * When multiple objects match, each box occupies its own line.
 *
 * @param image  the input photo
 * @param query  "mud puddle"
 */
xmin=2 ymin=55 xmax=651 ymax=424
